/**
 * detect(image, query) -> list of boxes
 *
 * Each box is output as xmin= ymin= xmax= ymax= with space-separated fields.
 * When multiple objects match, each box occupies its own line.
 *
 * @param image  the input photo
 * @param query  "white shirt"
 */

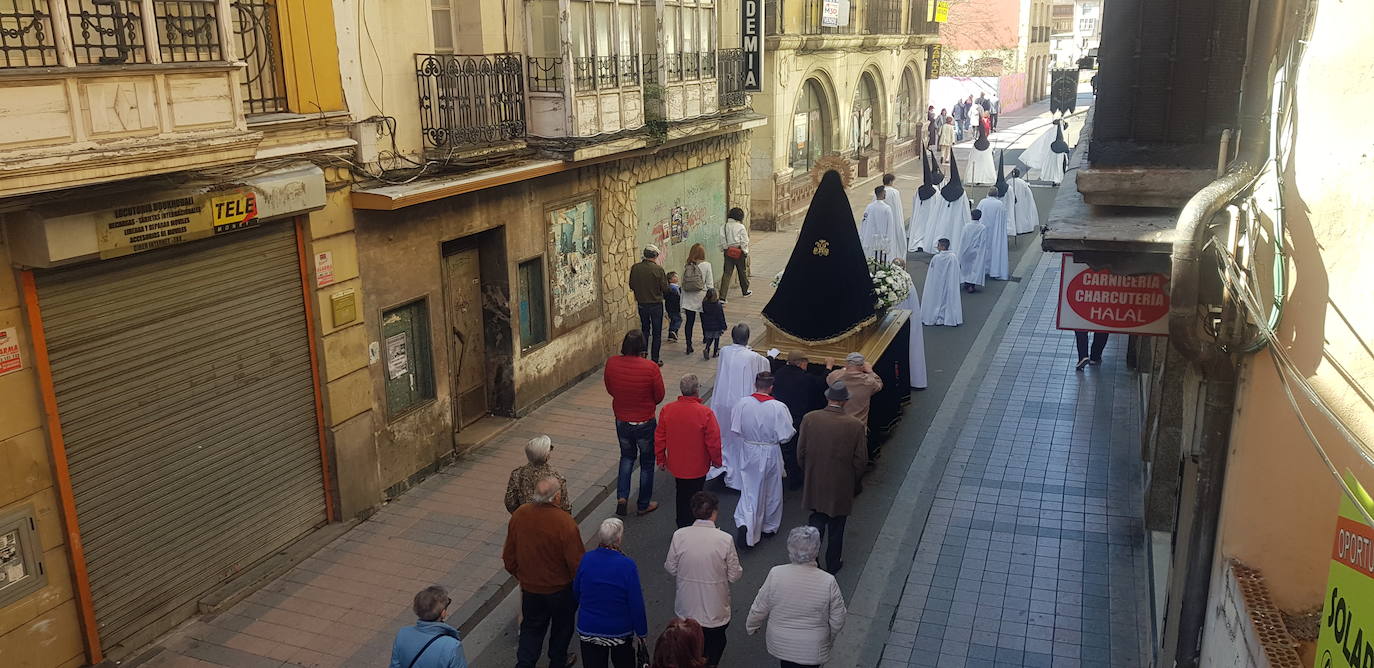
xmin=730 ymin=394 xmax=795 ymax=446
xmin=721 ymin=220 xmax=750 ymax=254
xmin=664 ymin=520 xmax=743 ymax=628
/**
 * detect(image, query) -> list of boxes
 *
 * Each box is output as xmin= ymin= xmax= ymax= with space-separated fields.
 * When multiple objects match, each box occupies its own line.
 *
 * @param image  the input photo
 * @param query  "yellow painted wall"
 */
xmin=1216 ymin=0 xmax=1374 ymax=612
xmin=0 ymin=239 xmax=85 ymax=667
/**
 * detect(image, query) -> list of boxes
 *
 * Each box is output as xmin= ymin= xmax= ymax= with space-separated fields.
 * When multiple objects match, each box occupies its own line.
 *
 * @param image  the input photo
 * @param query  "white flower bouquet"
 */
xmin=867 ymin=259 xmax=911 ymax=311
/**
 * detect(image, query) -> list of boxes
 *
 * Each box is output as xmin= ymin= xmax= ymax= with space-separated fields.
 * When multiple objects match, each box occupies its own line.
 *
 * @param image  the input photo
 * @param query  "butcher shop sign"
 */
xmin=1056 ymin=254 xmax=1170 ymax=335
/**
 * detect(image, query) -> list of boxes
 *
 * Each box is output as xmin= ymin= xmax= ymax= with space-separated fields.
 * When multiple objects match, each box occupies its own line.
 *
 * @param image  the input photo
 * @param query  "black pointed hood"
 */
xmin=973 ymin=125 xmax=990 ymax=151
xmin=1050 ymin=122 xmax=1070 ymax=154
xmin=918 ymin=148 xmax=937 ymax=201
xmin=941 ymin=153 xmax=965 ymax=203
xmin=995 ymin=151 xmax=1009 ymax=197
xmin=762 ymin=170 xmax=876 ymax=343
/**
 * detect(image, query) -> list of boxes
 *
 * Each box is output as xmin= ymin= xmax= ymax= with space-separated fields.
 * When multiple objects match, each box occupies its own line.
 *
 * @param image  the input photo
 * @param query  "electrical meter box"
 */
xmin=0 ymin=506 xmax=46 ymax=606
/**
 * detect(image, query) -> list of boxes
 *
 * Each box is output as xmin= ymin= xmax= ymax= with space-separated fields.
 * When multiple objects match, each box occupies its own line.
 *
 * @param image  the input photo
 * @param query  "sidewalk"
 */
xmin=133 ymin=159 xmax=917 ymax=668
xmin=874 ymin=252 xmax=1151 ymax=668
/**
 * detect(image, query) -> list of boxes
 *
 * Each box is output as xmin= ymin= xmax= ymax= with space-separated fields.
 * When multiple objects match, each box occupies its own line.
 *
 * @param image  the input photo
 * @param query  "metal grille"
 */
xmin=68 ymin=0 xmax=146 ymax=64
xmin=0 ymin=0 xmax=57 ymax=67
xmin=907 ymin=0 xmax=938 ymax=35
xmin=641 ymin=53 xmax=658 ymax=86
xmin=682 ymin=51 xmax=700 ymax=80
xmin=594 ymin=54 xmax=617 ymax=88
xmin=36 ymin=223 xmax=325 ymax=654
xmin=665 ymin=52 xmax=682 ymax=82
xmin=617 ymin=55 xmax=638 ymax=86
xmin=231 ymin=0 xmax=286 ymax=114
xmin=527 ymin=56 xmax=563 ymax=92
xmin=155 ymin=0 xmax=221 ymax=62
xmin=572 ymin=56 xmax=595 ymax=89
xmin=701 ymin=49 xmax=715 ymax=78
xmin=717 ymin=48 xmax=746 ymax=109
xmin=416 ymin=53 xmax=526 ymax=150
xmin=866 ymin=0 xmax=901 ymax=34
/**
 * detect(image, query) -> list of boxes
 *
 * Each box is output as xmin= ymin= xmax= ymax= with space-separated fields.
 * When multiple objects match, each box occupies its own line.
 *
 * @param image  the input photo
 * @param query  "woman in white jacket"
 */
xmin=745 ymin=526 xmax=847 ymax=667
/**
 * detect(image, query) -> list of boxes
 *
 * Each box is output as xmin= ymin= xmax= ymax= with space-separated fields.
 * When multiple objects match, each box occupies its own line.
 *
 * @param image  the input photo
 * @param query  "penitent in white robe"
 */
xmin=884 ymin=186 xmax=905 ymax=243
xmin=976 ymin=196 xmax=1010 ymax=280
xmin=922 ymin=250 xmax=964 ymax=326
xmin=959 ymin=221 xmax=989 ymax=287
xmin=895 ymin=273 xmax=929 ymax=389
xmin=967 ymin=144 xmax=998 ymax=185
xmin=730 ymin=395 xmax=795 ymax=547
xmin=908 ymin=194 xmax=935 ymax=252
xmin=708 ymin=344 xmax=771 ymax=489
xmin=1007 ymin=177 xmax=1039 ymax=235
xmin=926 ymin=197 xmax=973 ymax=260
xmin=860 ymin=199 xmax=905 ymax=261
xmin=1021 ymin=126 xmax=1067 ymax=184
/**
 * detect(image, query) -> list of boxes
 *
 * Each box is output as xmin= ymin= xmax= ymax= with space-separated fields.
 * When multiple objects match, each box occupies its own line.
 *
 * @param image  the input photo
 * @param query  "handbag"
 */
xmin=635 ymin=636 xmax=651 ymax=668
xmin=725 ymin=246 xmax=744 ymax=260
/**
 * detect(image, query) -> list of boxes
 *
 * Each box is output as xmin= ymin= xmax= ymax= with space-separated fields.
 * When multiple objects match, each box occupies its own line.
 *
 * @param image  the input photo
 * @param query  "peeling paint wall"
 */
xmin=353 ymin=132 xmax=750 ymax=491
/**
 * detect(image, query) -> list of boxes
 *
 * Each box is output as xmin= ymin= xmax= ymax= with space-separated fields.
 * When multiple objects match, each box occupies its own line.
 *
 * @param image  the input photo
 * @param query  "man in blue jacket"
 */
xmin=389 ymin=586 xmax=469 ymax=668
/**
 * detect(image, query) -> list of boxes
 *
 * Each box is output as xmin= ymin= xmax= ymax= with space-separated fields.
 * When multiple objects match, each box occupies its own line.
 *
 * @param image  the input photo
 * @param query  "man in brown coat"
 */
xmin=797 ymin=381 xmax=869 ymax=575
xmin=503 ymin=477 xmax=584 ymax=668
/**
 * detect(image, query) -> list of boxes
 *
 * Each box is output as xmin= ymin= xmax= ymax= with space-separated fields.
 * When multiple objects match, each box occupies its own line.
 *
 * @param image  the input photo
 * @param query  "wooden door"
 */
xmin=444 ymin=248 xmax=487 ymax=429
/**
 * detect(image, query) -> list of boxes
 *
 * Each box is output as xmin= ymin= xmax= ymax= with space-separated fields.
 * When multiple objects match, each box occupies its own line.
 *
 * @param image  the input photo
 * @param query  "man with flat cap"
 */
xmin=798 ymin=381 xmax=868 ymax=574
xmin=629 ymin=244 xmax=670 ymax=365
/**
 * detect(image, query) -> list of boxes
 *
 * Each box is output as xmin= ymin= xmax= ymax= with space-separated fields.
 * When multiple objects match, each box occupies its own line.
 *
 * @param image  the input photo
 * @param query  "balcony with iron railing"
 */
xmin=415 ymin=53 xmax=526 ymax=153
xmin=0 ymin=0 xmax=268 ymax=197
xmin=716 ymin=48 xmax=747 ymax=110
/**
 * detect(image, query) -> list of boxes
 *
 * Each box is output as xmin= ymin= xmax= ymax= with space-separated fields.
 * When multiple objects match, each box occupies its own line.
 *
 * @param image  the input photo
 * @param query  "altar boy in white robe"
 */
xmin=976 ymin=184 xmax=1010 ymax=280
xmin=709 ymin=324 xmax=770 ymax=490
xmin=921 ymin=238 xmax=964 ymax=327
xmin=860 ymin=186 xmax=905 ymax=260
xmin=730 ymin=371 xmax=795 ymax=549
xmin=959 ymin=209 xmax=989 ymax=293
xmin=1007 ymin=168 xmax=1040 ymax=235
xmin=892 ymin=258 xmax=928 ymax=389
xmin=882 ymin=173 xmax=904 ymax=240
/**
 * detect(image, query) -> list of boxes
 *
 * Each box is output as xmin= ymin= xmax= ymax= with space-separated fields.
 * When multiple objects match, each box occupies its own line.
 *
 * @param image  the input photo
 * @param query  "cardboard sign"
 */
xmin=1056 ymin=254 xmax=1170 ymax=335
xmin=821 ymin=0 xmax=840 ymax=26
xmin=0 ymin=328 xmax=22 ymax=376
xmin=1316 ymin=475 xmax=1374 ymax=668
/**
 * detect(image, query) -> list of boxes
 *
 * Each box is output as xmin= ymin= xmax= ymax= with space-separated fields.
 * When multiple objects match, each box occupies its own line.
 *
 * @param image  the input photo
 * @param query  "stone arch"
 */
xmin=850 ymin=65 xmax=885 ymax=152
xmin=788 ymin=68 xmax=843 ymax=171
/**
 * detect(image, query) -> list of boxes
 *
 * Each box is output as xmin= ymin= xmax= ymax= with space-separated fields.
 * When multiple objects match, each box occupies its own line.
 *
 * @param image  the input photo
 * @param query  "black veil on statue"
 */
xmin=762 ymin=170 xmax=877 ymax=344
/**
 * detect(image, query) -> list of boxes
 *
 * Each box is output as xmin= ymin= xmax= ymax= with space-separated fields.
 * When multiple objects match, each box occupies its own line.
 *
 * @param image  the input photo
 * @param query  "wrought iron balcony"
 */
xmin=717 ymin=48 xmax=747 ymax=109
xmin=231 ymin=0 xmax=287 ymax=114
xmin=527 ymin=56 xmax=564 ymax=92
xmin=416 ymin=53 xmax=526 ymax=151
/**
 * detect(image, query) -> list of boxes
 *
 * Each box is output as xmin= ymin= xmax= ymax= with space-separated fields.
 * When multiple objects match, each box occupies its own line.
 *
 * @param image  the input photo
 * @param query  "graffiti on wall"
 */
xmin=635 ymin=161 xmax=729 ymax=278
xmin=547 ymin=198 xmax=600 ymax=333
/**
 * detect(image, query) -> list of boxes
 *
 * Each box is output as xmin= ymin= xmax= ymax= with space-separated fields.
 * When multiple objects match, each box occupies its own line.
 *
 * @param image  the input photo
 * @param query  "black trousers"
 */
xmin=516 ymin=586 xmax=577 ymax=668
xmin=808 ymin=511 xmax=848 ymax=573
xmin=779 ymin=434 xmax=802 ymax=488
xmin=684 ymin=310 xmax=697 ymax=348
xmin=1075 ymin=331 xmax=1109 ymax=361
xmin=780 ymin=661 xmax=820 ymax=668
xmin=580 ymin=640 xmax=635 ymax=668
xmin=675 ymin=476 xmax=706 ymax=528
xmin=703 ymin=622 xmax=729 ymax=667
xmin=638 ymin=302 xmax=664 ymax=362
xmin=720 ymin=252 xmax=750 ymax=298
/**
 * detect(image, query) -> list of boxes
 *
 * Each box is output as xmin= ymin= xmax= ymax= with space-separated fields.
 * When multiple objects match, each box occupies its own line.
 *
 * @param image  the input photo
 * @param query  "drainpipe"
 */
xmin=1167 ymin=0 xmax=1288 ymax=664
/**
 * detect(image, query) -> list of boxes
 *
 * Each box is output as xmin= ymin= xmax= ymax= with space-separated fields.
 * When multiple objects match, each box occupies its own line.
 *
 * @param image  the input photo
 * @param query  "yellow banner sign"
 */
xmin=1316 ymin=474 xmax=1374 ymax=668
xmin=96 ymin=190 xmax=259 ymax=259
xmin=934 ymin=1 xmax=950 ymax=23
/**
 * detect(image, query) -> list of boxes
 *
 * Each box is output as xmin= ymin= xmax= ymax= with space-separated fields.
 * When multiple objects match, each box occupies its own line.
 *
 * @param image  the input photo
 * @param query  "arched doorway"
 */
xmin=790 ymin=78 xmax=831 ymax=172
xmin=896 ymin=67 xmax=918 ymax=140
xmin=851 ymin=72 xmax=879 ymax=153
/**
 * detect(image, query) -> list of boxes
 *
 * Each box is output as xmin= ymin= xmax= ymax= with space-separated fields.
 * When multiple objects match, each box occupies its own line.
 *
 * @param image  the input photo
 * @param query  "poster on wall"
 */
xmin=0 ymin=328 xmax=22 ymax=376
xmin=636 ymin=162 xmax=729 ymax=281
xmin=1315 ymin=474 xmax=1374 ymax=668
xmin=547 ymin=198 xmax=601 ymax=334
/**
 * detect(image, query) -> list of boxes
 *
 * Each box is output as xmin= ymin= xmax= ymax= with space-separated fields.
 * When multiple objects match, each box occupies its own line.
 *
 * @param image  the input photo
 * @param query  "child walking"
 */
xmin=699 ymin=288 xmax=726 ymax=359
xmin=665 ymin=271 xmax=682 ymax=342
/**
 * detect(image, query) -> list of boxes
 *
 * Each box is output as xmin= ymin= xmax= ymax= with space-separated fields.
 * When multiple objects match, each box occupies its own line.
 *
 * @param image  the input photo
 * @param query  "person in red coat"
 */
xmin=655 ymin=373 xmax=723 ymax=528
xmin=605 ymin=330 xmax=666 ymax=517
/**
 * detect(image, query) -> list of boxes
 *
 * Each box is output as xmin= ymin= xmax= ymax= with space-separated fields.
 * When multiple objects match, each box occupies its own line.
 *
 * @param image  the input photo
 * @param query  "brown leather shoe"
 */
xmin=636 ymin=501 xmax=659 ymax=516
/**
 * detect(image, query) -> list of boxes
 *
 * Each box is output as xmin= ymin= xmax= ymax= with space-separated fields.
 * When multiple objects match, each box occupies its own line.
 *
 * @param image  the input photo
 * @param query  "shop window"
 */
xmin=790 ymin=79 xmax=830 ymax=171
xmin=382 ymin=299 xmax=437 ymax=418
xmin=518 ymin=258 xmax=549 ymax=350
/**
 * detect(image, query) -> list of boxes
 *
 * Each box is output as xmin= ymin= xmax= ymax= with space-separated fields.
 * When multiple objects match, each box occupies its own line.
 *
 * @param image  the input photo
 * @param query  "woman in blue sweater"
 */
xmin=574 ymin=517 xmax=649 ymax=667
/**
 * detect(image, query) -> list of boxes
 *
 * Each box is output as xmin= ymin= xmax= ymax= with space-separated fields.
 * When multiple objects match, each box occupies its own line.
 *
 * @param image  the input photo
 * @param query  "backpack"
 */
xmin=682 ymin=261 xmax=706 ymax=292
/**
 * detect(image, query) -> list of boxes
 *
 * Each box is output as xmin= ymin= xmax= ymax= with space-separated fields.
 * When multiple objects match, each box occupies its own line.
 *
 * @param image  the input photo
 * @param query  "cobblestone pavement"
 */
xmin=876 ymin=253 xmax=1151 ymax=668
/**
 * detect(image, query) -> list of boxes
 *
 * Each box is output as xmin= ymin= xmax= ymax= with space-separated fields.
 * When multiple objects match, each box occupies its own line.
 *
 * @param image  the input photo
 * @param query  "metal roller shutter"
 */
xmin=35 ymin=223 xmax=326 ymax=653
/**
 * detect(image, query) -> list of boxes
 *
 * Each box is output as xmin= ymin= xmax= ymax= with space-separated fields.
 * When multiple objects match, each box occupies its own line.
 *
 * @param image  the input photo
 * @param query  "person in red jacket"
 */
xmin=655 ymin=374 xmax=724 ymax=528
xmin=604 ymin=330 xmax=666 ymax=517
